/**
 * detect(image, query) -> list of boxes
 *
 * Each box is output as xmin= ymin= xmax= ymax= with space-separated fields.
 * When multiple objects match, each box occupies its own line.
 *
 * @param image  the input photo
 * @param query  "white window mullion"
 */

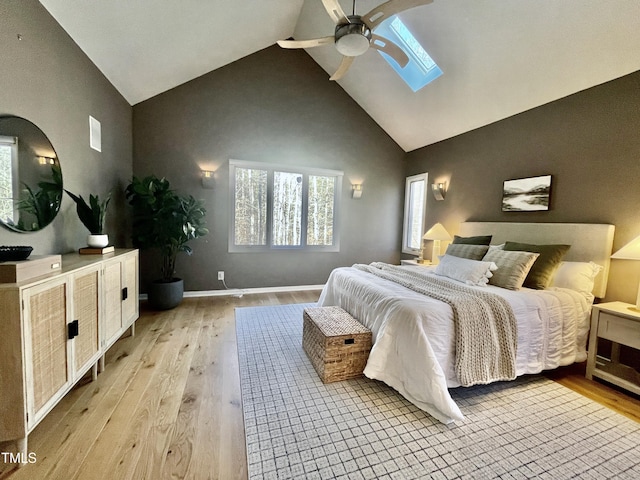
xmin=300 ymin=174 xmax=309 ymax=248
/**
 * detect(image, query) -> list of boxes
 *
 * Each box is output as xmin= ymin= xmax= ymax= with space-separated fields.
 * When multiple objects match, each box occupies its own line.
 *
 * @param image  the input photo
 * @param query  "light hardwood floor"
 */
xmin=1 ymin=291 xmax=639 ymax=479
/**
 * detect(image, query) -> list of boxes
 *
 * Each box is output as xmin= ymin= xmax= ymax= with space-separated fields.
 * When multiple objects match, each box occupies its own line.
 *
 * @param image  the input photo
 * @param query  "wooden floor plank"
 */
xmin=70 ymin=307 xmax=190 ymax=480
xmin=3 ymin=290 xmax=639 ymax=480
xmin=162 ymin=300 xmax=220 ymax=479
xmin=109 ymin=300 xmax=204 ymax=480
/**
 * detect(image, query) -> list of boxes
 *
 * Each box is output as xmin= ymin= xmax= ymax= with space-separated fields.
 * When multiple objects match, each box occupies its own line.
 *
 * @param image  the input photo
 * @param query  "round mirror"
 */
xmin=0 ymin=115 xmax=63 ymax=232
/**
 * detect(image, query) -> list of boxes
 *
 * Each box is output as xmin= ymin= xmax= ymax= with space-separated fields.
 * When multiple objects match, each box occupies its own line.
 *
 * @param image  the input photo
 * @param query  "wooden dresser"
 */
xmin=0 ymin=249 xmax=139 ymax=460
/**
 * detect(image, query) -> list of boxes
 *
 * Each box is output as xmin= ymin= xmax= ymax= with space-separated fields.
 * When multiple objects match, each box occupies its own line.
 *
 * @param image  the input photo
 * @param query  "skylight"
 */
xmin=375 ymin=16 xmax=442 ymax=92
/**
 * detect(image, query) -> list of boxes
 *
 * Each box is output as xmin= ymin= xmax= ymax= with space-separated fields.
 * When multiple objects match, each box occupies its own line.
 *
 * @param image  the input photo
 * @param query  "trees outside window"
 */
xmin=230 ymin=160 xmax=342 ymax=252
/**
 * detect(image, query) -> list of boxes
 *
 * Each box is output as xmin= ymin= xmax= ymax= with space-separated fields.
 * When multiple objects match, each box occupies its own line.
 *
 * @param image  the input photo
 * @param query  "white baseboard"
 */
xmin=138 ymin=284 xmax=325 ymax=300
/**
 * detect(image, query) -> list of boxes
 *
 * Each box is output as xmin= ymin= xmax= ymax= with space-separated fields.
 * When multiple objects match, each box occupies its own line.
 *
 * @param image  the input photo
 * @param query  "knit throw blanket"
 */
xmin=353 ymin=262 xmax=518 ymax=386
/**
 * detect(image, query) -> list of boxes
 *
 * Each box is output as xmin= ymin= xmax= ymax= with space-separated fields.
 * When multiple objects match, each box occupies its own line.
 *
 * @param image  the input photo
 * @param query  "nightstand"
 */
xmin=401 ymin=259 xmax=432 ymax=266
xmin=586 ymin=301 xmax=640 ymax=395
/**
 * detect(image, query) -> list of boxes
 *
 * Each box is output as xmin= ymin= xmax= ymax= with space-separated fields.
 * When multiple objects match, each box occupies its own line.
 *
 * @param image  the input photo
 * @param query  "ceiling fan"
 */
xmin=278 ymin=0 xmax=433 ymax=80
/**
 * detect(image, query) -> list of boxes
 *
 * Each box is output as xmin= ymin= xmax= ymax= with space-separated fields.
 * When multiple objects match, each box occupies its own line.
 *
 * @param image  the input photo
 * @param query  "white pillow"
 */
xmin=487 ymin=243 xmax=505 ymax=254
xmin=550 ymin=261 xmax=603 ymax=296
xmin=434 ymin=254 xmax=497 ymax=286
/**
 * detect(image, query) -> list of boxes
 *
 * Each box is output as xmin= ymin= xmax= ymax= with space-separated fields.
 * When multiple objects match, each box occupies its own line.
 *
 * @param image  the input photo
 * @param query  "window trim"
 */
xmin=402 ymin=172 xmax=428 ymax=255
xmin=229 ymin=159 xmax=342 ymax=253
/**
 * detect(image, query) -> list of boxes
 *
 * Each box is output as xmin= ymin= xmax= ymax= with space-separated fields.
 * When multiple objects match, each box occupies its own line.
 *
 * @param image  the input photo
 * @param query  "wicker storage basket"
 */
xmin=303 ymin=306 xmax=372 ymax=383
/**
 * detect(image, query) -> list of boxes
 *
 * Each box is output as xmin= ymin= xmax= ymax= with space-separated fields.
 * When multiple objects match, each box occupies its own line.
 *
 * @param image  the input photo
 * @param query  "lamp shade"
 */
xmin=423 ymin=223 xmax=452 ymax=241
xmin=611 ymin=234 xmax=640 ymax=311
xmin=611 ymin=235 xmax=640 ymax=260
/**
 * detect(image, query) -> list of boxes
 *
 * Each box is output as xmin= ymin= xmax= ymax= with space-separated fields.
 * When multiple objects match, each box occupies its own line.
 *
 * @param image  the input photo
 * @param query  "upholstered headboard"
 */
xmin=458 ymin=222 xmax=615 ymax=298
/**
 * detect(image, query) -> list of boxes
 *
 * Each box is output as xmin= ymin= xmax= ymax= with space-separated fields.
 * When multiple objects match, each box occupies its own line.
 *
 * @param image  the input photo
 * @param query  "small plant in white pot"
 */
xmin=65 ymin=190 xmax=111 ymax=247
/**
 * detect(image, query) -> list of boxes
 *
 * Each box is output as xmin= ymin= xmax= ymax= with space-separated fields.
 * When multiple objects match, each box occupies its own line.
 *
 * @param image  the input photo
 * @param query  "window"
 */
xmin=375 ymin=16 xmax=443 ymax=92
xmin=0 ymin=136 xmax=18 ymax=223
xmin=402 ymin=173 xmax=428 ymax=255
xmin=230 ymin=160 xmax=342 ymax=252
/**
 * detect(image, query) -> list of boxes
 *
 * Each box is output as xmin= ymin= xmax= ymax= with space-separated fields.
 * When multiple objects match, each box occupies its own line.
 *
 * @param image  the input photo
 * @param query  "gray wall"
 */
xmin=133 ymin=45 xmax=406 ymax=292
xmin=0 ymin=0 xmax=132 ymax=253
xmin=405 ymin=71 xmax=640 ymax=304
xmin=8 ymin=0 xmax=637 ymax=303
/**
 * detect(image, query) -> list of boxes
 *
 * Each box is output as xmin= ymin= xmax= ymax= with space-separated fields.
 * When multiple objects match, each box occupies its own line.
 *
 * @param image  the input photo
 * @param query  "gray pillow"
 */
xmin=452 ymin=234 xmax=492 ymax=246
xmin=483 ymin=249 xmax=540 ymax=290
xmin=445 ymin=243 xmax=490 ymax=261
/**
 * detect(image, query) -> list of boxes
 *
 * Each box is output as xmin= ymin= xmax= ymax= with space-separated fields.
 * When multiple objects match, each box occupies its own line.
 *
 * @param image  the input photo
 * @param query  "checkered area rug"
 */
xmin=236 ymin=303 xmax=640 ymax=480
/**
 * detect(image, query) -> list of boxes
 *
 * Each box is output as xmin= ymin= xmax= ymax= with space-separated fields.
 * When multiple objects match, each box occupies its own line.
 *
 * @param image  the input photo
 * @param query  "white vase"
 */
xmin=87 ymin=234 xmax=109 ymax=248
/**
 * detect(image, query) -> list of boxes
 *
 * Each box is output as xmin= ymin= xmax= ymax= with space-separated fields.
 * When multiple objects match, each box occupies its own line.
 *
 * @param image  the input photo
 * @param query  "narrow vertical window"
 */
xmin=234 ymin=166 xmax=267 ymax=246
xmin=273 ymin=171 xmax=303 ymax=246
xmin=402 ymin=173 xmax=428 ymax=255
xmin=307 ymin=174 xmax=336 ymax=246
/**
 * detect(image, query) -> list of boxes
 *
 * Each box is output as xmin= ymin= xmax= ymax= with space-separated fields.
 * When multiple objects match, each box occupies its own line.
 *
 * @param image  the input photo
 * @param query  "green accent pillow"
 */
xmin=452 ymin=235 xmax=493 ymax=246
xmin=503 ymin=241 xmax=571 ymax=289
xmin=444 ymin=243 xmax=490 ymax=261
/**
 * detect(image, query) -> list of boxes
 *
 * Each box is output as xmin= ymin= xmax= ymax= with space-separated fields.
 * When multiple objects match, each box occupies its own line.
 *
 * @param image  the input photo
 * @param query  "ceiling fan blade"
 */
xmin=329 ymin=56 xmax=355 ymax=81
xmin=370 ymin=34 xmax=409 ymax=68
xmin=277 ymin=36 xmax=335 ymax=49
xmin=322 ymin=0 xmax=350 ymax=25
xmin=362 ymin=0 xmax=433 ymax=30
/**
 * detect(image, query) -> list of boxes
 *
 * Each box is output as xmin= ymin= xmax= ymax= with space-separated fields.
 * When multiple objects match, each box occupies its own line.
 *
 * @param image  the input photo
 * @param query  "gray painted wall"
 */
xmin=132 ymin=46 xmax=406 ymax=293
xmin=405 ymin=71 xmax=640 ymax=304
xmin=0 ymin=0 xmax=132 ymax=253
xmin=6 ymin=1 xmax=639 ymax=306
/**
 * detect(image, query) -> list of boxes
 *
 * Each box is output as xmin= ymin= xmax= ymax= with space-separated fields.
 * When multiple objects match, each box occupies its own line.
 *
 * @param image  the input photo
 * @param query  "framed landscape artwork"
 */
xmin=502 ymin=175 xmax=552 ymax=212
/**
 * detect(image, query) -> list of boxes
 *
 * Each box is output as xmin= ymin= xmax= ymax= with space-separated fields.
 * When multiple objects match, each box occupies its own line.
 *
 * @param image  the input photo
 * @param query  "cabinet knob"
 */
xmin=122 ymin=287 xmax=128 ymax=301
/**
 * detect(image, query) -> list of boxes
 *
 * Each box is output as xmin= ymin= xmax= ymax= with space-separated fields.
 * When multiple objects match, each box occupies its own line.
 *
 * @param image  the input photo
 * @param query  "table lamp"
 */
xmin=611 ymin=234 xmax=640 ymax=311
xmin=422 ymin=223 xmax=452 ymax=265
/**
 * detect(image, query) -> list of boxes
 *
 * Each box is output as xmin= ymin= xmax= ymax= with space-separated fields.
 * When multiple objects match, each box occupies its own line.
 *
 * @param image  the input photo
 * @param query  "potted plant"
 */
xmin=13 ymin=164 xmax=63 ymax=231
xmin=125 ymin=175 xmax=208 ymax=310
xmin=65 ymin=189 xmax=111 ymax=247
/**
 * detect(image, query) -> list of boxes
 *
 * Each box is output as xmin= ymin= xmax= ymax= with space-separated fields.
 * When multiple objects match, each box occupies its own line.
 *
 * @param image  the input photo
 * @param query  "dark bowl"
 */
xmin=0 ymin=246 xmax=34 ymax=262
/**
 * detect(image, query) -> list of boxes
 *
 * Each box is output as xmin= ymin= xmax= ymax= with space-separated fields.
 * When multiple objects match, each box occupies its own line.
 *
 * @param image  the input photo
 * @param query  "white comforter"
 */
xmin=317 ymin=265 xmax=591 ymax=424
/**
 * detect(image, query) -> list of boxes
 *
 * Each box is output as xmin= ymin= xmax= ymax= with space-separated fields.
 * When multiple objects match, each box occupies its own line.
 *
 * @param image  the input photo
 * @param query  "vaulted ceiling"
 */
xmin=39 ymin=0 xmax=640 ymax=152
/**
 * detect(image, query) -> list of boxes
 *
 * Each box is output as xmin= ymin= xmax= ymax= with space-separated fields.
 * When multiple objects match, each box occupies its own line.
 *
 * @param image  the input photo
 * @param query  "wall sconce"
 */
xmin=432 ymin=182 xmax=447 ymax=201
xmin=352 ymin=184 xmax=363 ymax=199
xmin=37 ymin=156 xmax=55 ymax=165
xmin=201 ymin=170 xmax=215 ymax=189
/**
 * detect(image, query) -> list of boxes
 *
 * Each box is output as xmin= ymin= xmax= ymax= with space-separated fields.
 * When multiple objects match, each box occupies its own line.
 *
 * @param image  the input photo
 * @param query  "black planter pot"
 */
xmin=148 ymin=278 xmax=184 ymax=310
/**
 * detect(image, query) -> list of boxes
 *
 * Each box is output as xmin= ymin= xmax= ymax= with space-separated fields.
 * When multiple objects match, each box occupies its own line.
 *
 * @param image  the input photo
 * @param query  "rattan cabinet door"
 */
xmin=103 ymin=261 xmax=123 ymax=345
xmin=121 ymin=252 xmax=138 ymax=329
xmin=71 ymin=267 xmax=100 ymax=377
xmin=23 ymin=278 xmax=71 ymax=428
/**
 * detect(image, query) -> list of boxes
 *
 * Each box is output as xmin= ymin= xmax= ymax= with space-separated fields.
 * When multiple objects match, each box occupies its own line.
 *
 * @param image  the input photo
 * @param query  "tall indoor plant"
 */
xmin=125 ymin=175 xmax=208 ymax=309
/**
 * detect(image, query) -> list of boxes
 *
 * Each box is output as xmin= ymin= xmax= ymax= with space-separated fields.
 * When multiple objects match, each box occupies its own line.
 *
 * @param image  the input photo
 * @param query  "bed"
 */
xmin=318 ymin=222 xmax=615 ymax=423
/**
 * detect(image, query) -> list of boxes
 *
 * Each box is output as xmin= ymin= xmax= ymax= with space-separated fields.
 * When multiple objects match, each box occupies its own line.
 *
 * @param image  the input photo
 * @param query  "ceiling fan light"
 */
xmin=336 ymin=33 xmax=370 ymax=56
xmin=335 ymin=17 xmax=371 ymax=57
